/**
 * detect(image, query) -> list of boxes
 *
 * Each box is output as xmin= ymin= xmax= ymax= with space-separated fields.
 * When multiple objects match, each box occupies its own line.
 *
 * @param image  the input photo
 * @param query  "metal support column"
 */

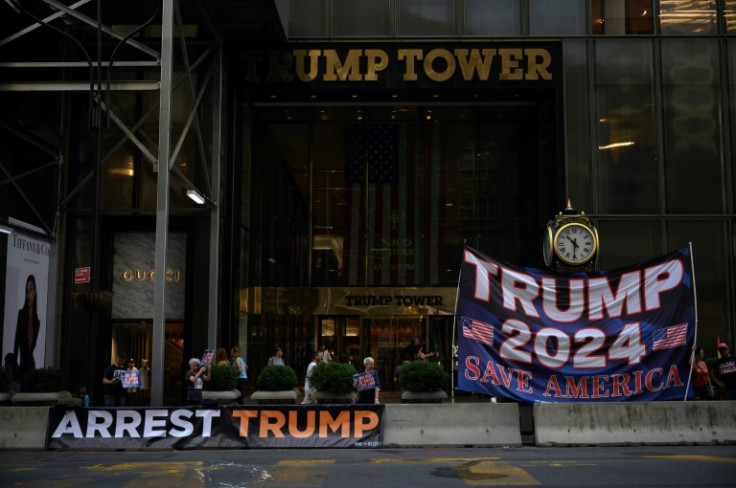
xmin=208 ymin=45 xmax=223 ymax=349
xmin=151 ymin=0 xmax=174 ymax=407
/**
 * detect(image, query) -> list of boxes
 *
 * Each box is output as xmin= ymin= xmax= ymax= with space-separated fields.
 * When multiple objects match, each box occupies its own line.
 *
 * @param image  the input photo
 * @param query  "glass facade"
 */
xmin=265 ymin=0 xmax=735 ymax=365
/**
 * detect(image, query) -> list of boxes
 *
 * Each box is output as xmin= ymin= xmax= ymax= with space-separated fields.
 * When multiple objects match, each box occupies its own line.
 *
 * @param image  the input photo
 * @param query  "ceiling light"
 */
xmin=186 ymin=190 xmax=205 ymax=204
xmin=0 ymin=224 xmax=12 ymax=235
xmin=598 ymin=141 xmax=635 ymax=150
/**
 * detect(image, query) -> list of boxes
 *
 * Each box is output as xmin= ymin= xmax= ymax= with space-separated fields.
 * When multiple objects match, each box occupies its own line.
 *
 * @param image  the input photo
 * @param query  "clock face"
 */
xmin=553 ymin=223 xmax=597 ymax=265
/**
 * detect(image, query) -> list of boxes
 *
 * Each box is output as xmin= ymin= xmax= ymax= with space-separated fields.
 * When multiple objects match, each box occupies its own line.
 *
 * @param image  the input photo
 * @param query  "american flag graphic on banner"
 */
xmin=461 ymin=316 xmax=494 ymax=347
xmin=652 ymin=323 xmax=688 ymax=351
xmin=343 ymin=123 xmax=443 ymax=286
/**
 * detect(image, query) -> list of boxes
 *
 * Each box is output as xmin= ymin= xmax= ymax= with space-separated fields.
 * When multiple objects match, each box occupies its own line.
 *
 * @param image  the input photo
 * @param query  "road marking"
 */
xmin=84 ymin=461 xmax=205 ymax=473
xmin=642 ymin=455 xmax=736 ymax=464
xmin=454 ymin=460 xmax=540 ymax=486
xmin=252 ymin=459 xmax=334 ymax=487
xmin=373 ymin=457 xmax=538 ymax=485
xmin=274 ymin=460 xmax=336 ymax=466
xmin=520 ymin=461 xmax=597 ymax=467
xmin=84 ymin=461 xmax=207 ymax=488
xmin=372 ymin=457 xmax=502 ymax=463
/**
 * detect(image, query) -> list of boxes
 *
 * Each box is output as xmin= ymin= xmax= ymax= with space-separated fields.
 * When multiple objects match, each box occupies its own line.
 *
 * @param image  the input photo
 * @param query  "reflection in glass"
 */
xmin=594 ymin=40 xmax=658 ymax=213
xmin=661 ymin=38 xmax=723 ymax=213
xmin=397 ymin=0 xmax=455 ymax=37
xmin=659 ymin=0 xmax=717 ymax=35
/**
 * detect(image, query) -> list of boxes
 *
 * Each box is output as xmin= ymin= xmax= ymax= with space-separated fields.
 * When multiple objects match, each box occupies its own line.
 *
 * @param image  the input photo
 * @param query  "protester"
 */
xmin=690 ymin=346 xmax=713 ymax=400
xmin=184 ymin=357 xmax=210 ymax=405
xmin=3 ymin=353 xmax=20 ymax=393
xmin=319 ymin=344 xmax=332 ymax=362
xmin=402 ymin=337 xmax=419 ymax=361
xmin=301 ymin=350 xmax=321 ymax=404
xmin=416 ymin=344 xmax=435 ymax=361
xmin=710 ymin=342 xmax=736 ymax=400
xmin=215 ymin=347 xmax=230 ymax=366
xmin=267 ymin=346 xmax=285 ymax=366
xmin=230 ymin=346 xmax=248 ymax=405
xmin=102 ymin=352 xmax=128 ymax=406
xmin=393 ymin=359 xmax=410 ymax=394
xmin=355 ymin=356 xmax=380 ymax=404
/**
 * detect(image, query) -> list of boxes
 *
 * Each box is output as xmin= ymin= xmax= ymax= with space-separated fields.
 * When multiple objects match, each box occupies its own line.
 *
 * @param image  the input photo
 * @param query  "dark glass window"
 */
xmin=592 ymin=0 xmax=654 ymax=35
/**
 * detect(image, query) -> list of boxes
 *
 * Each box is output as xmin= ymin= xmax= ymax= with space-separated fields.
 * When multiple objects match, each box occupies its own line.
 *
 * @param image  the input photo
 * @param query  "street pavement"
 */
xmin=0 ymin=445 xmax=734 ymax=487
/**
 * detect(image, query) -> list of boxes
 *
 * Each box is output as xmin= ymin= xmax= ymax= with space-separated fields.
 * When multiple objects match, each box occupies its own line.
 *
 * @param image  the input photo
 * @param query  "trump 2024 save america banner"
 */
xmin=456 ymin=245 xmax=696 ymax=402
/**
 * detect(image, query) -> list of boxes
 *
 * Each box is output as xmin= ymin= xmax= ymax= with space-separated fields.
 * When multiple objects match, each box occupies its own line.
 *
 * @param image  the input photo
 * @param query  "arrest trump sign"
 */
xmin=456 ymin=245 xmax=696 ymax=402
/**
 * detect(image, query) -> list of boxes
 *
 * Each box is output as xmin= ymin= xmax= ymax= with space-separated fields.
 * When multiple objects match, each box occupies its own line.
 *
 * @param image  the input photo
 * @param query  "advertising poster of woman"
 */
xmin=2 ymin=231 xmax=50 ymax=380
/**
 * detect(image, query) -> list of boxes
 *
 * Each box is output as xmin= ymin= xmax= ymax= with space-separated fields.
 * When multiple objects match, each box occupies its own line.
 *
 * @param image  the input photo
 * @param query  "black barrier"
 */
xmin=46 ymin=404 xmax=384 ymax=449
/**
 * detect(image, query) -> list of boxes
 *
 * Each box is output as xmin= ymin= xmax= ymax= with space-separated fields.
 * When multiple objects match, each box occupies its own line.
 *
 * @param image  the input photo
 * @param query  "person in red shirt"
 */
xmin=690 ymin=346 xmax=713 ymax=400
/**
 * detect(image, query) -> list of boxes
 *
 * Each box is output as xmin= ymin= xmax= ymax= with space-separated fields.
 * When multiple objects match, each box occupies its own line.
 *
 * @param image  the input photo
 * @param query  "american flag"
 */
xmin=343 ymin=123 xmax=443 ymax=285
xmin=462 ymin=317 xmax=494 ymax=347
xmin=652 ymin=323 xmax=688 ymax=351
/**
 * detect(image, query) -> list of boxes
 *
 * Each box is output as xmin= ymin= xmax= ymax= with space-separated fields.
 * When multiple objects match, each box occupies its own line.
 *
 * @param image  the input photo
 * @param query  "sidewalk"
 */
xmin=243 ymin=390 xmax=496 ymax=405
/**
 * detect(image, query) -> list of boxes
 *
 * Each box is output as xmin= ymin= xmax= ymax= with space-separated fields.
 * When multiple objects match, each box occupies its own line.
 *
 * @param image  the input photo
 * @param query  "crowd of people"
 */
xmin=91 ymin=337 xmax=734 ymax=407
xmin=696 ymin=342 xmax=736 ymax=400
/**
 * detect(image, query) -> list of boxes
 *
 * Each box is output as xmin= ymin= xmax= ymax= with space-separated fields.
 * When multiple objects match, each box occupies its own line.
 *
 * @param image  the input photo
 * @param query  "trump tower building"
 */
xmin=0 ymin=1 xmax=735 ymax=405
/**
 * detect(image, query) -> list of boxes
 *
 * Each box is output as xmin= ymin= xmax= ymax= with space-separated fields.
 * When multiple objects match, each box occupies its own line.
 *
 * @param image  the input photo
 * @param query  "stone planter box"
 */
xmin=202 ymin=389 xmax=240 ymax=405
xmin=11 ymin=391 xmax=72 ymax=406
xmin=401 ymin=390 xmax=448 ymax=403
xmin=250 ymin=389 xmax=300 ymax=404
xmin=313 ymin=391 xmax=356 ymax=404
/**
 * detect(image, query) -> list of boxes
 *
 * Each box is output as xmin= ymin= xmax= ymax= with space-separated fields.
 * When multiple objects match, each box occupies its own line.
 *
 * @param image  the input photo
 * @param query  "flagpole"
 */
xmin=450 ymin=242 xmax=465 ymax=404
xmin=684 ymin=242 xmax=698 ymax=401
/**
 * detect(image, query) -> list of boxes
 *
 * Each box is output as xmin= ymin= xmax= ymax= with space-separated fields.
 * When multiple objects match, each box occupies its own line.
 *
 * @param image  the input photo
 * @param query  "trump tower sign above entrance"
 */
xmin=236 ymin=42 xmax=561 ymax=100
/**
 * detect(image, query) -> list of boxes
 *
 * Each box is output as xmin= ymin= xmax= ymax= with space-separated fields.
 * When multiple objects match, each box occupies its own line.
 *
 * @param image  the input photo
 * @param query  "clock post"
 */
xmin=543 ymin=199 xmax=599 ymax=272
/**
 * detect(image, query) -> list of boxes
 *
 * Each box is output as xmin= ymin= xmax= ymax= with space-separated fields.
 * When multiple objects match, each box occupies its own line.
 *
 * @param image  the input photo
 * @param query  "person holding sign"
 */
xmin=185 ymin=357 xmax=210 ymax=405
xmin=354 ymin=356 xmax=381 ymax=404
xmin=102 ymin=353 xmax=128 ymax=406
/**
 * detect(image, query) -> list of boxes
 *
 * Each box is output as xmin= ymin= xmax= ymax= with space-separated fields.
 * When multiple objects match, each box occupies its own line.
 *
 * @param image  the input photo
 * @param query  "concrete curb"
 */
xmin=383 ymin=403 xmax=522 ymax=447
xmin=534 ymin=401 xmax=736 ymax=446
xmin=0 ymin=406 xmax=50 ymax=449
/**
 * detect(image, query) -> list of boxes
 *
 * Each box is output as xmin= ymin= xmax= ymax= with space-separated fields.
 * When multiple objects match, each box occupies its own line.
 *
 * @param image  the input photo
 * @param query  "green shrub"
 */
xmin=257 ymin=365 xmax=298 ymax=391
xmin=309 ymin=361 xmax=357 ymax=394
xmin=399 ymin=361 xmax=449 ymax=392
xmin=21 ymin=367 xmax=64 ymax=392
xmin=206 ymin=364 xmax=237 ymax=391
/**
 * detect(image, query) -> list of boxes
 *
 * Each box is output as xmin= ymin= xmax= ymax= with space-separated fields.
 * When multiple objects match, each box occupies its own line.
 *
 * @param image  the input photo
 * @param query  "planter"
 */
xmin=202 ymin=389 xmax=240 ymax=405
xmin=401 ymin=390 xmax=448 ymax=403
xmin=313 ymin=391 xmax=356 ymax=404
xmin=251 ymin=389 xmax=300 ymax=404
xmin=11 ymin=390 xmax=72 ymax=406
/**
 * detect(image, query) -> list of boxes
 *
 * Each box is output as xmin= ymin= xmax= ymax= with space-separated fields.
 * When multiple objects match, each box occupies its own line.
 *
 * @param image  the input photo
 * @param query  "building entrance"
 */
xmin=319 ymin=315 xmax=453 ymax=392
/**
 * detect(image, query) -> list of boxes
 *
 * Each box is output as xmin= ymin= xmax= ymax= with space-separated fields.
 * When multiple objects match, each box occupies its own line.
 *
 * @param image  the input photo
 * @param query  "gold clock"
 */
xmin=553 ymin=222 xmax=598 ymax=266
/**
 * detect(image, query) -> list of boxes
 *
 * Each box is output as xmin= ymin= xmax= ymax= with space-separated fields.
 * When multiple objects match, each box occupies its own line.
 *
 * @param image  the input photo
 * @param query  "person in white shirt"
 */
xmin=319 ymin=344 xmax=332 ymax=362
xmin=301 ymin=350 xmax=321 ymax=404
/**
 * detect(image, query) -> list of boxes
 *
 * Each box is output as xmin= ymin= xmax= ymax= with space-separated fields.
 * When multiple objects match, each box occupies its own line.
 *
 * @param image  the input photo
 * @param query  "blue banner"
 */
xmin=456 ymin=246 xmax=696 ymax=402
